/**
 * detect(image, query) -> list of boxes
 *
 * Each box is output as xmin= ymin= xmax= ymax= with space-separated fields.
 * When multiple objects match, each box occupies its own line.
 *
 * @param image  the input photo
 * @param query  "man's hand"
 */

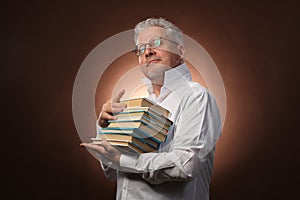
xmin=80 ymin=139 xmax=121 ymax=167
xmin=98 ymin=89 xmax=127 ymax=127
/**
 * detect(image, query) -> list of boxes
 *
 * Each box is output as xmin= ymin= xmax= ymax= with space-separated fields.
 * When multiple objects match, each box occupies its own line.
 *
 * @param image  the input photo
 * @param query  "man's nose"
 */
xmin=145 ymin=47 xmax=156 ymax=58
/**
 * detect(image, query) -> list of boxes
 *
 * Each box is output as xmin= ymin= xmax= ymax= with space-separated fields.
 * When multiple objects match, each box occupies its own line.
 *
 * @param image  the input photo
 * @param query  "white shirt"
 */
xmin=98 ymin=63 xmax=222 ymax=200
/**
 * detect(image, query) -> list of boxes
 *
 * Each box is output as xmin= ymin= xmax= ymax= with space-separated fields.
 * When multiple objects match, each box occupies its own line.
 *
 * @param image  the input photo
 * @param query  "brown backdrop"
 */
xmin=2 ymin=0 xmax=299 ymax=199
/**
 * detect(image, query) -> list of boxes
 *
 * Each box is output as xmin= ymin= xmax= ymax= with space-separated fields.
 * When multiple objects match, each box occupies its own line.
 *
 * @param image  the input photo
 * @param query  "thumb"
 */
xmin=112 ymin=89 xmax=125 ymax=103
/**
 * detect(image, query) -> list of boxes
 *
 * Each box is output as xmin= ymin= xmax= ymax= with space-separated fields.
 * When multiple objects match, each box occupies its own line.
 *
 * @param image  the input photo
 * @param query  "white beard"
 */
xmin=141 ymin=63 xmax=171 ymax=85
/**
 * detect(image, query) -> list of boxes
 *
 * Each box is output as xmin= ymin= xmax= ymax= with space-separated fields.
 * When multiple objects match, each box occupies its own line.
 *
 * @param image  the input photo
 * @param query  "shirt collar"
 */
xmin=163 ymin=63 xmax=192 ymax=91
xmin=142 ymin=63 xmax=192 ymax=101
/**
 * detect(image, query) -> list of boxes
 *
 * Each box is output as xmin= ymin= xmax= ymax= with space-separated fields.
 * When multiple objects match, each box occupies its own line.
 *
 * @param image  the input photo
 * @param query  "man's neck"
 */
xmin=152 ymin=83 xmax=162 ymax=97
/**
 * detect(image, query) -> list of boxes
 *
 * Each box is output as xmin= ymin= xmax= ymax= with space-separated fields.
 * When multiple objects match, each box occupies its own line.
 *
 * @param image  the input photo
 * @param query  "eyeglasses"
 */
xmin=133 ymin=36 xmax=179 ymax=56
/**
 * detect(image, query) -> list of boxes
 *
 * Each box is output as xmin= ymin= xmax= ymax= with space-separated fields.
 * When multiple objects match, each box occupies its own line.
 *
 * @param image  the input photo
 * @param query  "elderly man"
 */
xmin=81 ymin=17 xmax=222 ymax=200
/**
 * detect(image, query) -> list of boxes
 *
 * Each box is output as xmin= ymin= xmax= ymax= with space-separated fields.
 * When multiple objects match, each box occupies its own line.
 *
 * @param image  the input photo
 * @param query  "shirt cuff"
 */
xmin=119 ymin=154 xmax=139 ymax=172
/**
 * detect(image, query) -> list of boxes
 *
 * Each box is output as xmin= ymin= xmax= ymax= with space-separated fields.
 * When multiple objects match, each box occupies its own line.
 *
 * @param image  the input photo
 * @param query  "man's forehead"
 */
xmin=137 ymin=26 xmax=166 ymax=44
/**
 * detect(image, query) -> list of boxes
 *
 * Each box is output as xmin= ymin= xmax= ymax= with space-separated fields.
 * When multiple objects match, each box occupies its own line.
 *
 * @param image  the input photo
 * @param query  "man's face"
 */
xmin=136 ymin=26 xmax=182 ymax=81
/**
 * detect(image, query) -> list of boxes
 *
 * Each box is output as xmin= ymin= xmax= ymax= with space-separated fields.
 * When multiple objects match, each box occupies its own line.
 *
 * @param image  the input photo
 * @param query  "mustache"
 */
xmin=146 ymin=57 xmax=162 ymax=66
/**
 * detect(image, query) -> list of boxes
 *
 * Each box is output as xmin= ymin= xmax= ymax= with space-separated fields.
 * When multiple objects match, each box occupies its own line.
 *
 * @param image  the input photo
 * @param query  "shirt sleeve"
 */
xmin=119 ymin=90 xmax=222 ymax=184
xmin=98 ymin=153 xmax=118 ymax=181
xmin=96 ymin=118 xmax=117 ymax=181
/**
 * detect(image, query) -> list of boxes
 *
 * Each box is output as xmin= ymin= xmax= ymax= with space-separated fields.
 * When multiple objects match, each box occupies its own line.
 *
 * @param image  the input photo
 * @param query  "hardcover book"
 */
xmin=120 ymin=98 xmax=171 ymax=118
xmin=93 ymin=98 xmax=173 ymax=154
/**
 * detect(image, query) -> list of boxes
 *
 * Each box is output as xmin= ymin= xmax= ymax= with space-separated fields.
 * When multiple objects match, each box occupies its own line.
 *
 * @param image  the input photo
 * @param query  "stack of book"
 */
xmin=92 ymin=98 xmax=173 ymax=154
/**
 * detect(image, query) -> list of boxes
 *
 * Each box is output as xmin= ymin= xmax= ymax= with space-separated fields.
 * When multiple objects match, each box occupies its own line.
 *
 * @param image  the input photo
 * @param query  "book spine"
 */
xmin=133 ymin=128 xmax=165 ymax=144
xmin=142 ymin=115 xmax=170 ymax=131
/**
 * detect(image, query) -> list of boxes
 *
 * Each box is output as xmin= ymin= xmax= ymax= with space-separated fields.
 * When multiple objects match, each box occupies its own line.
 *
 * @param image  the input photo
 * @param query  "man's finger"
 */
xmin=112 ymin=89 xmax=125 ymax=103
xmin=100 ymin=138 xmax=111 ymax=149
xmin=100 ymin=112 xmax=117 ymax=120
xmin=111 ymin=102 xmax=127 ymax=108
xmin=80 ymin=143 xmax=106 ymax=154
xmin=111 ymin=107 xmax=125 ymax=114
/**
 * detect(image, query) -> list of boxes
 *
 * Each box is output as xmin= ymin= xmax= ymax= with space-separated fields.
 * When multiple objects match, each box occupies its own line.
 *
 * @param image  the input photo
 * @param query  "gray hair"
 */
xmin=134 ymin=17 xmax=184 ymax=46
